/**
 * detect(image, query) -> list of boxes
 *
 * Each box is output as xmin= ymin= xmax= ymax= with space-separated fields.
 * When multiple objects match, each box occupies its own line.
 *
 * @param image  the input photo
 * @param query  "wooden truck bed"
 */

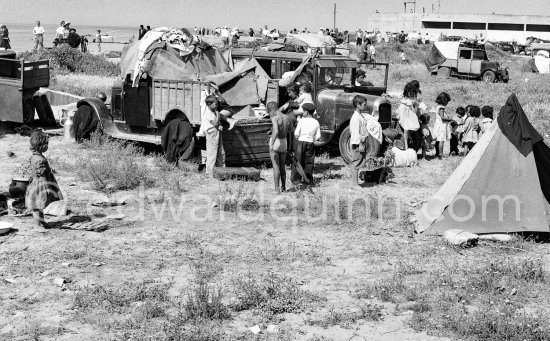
xmin=0 ymin=57 xmax=50 ymax=123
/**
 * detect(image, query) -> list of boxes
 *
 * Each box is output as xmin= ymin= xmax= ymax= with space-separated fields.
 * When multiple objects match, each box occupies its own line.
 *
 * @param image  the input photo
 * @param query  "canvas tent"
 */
xmin=416 ymin=93 xmax=550 ymax=235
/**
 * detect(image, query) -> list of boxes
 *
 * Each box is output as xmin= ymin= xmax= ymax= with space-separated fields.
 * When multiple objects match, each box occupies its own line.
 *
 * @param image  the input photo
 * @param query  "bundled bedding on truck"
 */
xmin=120 ymin=28 xmax=275 ymax=107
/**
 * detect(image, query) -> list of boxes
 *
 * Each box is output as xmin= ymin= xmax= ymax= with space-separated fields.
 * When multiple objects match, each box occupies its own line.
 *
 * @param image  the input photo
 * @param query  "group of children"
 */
xmin=395 ymin=80 xmax=495 ymax=160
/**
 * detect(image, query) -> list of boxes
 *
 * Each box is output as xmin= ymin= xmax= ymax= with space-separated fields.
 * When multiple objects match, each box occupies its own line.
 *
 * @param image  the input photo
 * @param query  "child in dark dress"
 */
xmin=25 ymin=130 xmax=63 ymax=230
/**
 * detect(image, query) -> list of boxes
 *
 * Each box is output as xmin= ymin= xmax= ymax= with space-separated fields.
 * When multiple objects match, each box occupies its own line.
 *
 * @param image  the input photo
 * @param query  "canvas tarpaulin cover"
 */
xmin=416 ymin=93 xmax=550 ymax=235
xmin=120 ymin=36 xmax=231 ymax=83
xmin=424 ymin=41 xmax=459 ymax=70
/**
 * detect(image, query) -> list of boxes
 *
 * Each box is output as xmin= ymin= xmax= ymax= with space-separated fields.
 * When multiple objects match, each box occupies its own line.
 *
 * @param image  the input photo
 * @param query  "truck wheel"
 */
xmin=483 ymin=70 xmax=496 ymax=83
xmin=437 ymin=67 xmax=450 ymax=78
xmin=338 ymin=126 xmax=353 ymax=164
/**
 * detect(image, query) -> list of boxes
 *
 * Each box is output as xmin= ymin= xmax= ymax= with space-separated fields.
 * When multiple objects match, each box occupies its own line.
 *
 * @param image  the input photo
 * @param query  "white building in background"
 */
xmin=363 ymin=13 xmax=550 ymax=42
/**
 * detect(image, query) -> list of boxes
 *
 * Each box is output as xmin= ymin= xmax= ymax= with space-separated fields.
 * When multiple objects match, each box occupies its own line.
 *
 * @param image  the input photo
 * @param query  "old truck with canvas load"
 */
xmin=78 ymin=28 xmax=392 ymax=165
xmin=425 ymin=41 xmax=509 ymax=83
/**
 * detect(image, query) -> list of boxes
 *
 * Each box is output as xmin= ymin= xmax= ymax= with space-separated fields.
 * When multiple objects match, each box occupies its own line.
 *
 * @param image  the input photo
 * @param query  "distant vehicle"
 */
xmin=442 ymin=35 xmax=463 ymax=42
xmin=425 ymin=41 xmax=509 ymax=83
xmin=494 ymin=41 xmax=515 ymax=53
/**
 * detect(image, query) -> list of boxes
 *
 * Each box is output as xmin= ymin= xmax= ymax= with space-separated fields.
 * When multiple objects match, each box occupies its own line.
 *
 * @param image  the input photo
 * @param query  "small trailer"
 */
xmin=0 ymin=50 xmax=52 ymax=124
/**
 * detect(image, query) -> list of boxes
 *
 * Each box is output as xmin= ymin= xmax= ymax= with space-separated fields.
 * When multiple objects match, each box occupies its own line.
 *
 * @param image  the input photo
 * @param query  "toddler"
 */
xmin=25 ymin=130 xmax=63 ymax=231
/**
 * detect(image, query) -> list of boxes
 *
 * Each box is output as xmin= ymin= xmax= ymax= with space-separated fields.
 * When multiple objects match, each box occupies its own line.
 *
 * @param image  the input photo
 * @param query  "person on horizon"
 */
xmin=268 ymin=102 xmax=291 ymax=192
xmin=96 ymin=30 xmax=102 ymax=52
xmin=0 ymin=24 xmax=11 ymax=49
xmin=54 ymin=21 xmax=65 ymax=46
xmin=32 ymin=21 xmax=45 ymax=51
xmin=146 ymin=25 xmax=151 ymax=32
xmin=138 ymin=25 xmax=146 ymax=39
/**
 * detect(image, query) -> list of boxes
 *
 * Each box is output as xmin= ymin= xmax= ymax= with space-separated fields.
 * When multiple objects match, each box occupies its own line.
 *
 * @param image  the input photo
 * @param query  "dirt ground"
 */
xmin=1 ymin=129 xmax=549 ymax=341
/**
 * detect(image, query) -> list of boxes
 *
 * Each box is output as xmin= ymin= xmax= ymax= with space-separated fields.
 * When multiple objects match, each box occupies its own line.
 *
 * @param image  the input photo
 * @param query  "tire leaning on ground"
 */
xmin=482 ymin=70 xmax=496 ymax=83
xmin=339 ymin=126 xmax=353 ymax=164
xmin=437 ymin=67 xmax=450 ymax=78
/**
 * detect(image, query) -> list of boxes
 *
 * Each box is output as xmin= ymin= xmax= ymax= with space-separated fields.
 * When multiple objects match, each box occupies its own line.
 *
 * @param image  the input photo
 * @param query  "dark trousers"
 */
xmin=291 ymin=140 xmax=315 ymax=184
xmin=450 ymin=134 xmax=459 ymax=155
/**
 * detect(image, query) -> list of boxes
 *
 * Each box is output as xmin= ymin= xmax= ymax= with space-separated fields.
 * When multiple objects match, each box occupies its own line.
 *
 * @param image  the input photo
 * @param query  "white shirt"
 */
xmin=33 ymin=26 xmax=45 ymax=35
xmin=350 ymin=111 xmax=382 ymax=145
xmin=221 ymin=29 xmax=229 ymax=38
xmin=56 ymin=26 xmax=65 ymax=38
xmin=198 ymin=107 xmax=220 ymax=135
xmin=295 ymin=117 xmax=320 ymax=143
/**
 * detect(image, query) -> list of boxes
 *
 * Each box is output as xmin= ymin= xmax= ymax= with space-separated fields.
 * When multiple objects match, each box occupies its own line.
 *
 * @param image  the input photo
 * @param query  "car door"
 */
xmin=470 ymin=50 xmax=485 ymax=75
xmin=457 ymin=49 xmax=472 ymax=74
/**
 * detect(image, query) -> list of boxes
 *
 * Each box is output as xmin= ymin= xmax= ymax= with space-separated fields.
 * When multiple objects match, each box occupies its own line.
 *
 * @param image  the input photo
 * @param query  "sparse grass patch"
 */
xmin=306 ymin=303 xmax=383 ymax=329
xmin=51 ymin=74 xmax=117 ymax=97
xmin=71 ymin=132 xmax=154 ymax=192
xmin=231 ymin=271 xmax=320 ymax=315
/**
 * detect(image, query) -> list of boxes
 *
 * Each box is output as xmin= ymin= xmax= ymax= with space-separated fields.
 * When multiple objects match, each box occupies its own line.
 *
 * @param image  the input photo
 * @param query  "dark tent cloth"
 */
xmin=73 ymin=105 xmax=99 ymax=142
xmin=497 ymin=93 xmax=543 ymax=157
xmin=161 ymin=117 xmax=195 ymax=163
xmin=533 ymin=141 xmax=550 ymax=203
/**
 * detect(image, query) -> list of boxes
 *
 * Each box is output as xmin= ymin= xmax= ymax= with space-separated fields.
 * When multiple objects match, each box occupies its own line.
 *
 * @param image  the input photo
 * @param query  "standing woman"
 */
xmin=395 ymin=82 xmax=420 ymax=150
xmin=0 ymin=25 xmax=10 ymax=49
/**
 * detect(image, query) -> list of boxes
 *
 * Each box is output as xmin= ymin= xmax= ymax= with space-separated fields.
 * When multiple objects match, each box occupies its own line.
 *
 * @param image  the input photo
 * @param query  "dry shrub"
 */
xmin=74 ymin=133 xmax=153 ymax=192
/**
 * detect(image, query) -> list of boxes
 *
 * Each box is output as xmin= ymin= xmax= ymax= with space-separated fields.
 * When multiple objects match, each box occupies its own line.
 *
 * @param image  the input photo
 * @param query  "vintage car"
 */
xmin=425 ymin=41 xmax=509 ymax=83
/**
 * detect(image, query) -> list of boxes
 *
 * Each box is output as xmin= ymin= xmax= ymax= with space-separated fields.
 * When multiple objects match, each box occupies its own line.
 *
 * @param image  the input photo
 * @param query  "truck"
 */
xmin=0 ymin=50 xmax=52 ymax=124
xmin=80 ymin=43 xmax=391 ymax=165
xmin=425 ymin=41 xmax=509 ymax=83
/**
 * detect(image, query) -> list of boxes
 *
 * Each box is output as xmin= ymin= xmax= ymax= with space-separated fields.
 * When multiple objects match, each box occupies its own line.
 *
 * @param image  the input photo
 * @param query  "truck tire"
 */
xmin=339 ymin=126 xmax=353 ymax=164
xmin=437 ymin=67 xmax=450 ymax=78
xmin=483 ymin=70 xmax=496 ymax=83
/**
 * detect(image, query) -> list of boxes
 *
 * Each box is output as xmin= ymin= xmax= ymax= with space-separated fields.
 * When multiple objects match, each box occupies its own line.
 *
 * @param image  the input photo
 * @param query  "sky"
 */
xmin=3 ymin=0 xmax=550 ymax=29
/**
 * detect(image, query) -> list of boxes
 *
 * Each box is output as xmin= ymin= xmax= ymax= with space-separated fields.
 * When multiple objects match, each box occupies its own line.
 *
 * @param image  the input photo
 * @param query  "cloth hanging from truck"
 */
xmin=161 ymin=116 xmax=195 ymax=163
xmin=73 ymin=105 xmax=99 ymax=142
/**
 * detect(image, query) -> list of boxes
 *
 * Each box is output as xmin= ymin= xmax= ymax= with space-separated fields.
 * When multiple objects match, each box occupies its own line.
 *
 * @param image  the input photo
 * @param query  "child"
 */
xmin=480 ymin=105 xmax=494 ymax=135
xmin=450 ymin=106 xmax=466 ymax=155
xmin=395 ymin=82 xmax=420 ymax=150
xmin=294 ymin=82 xmax=314 ymax=119
xmin=449 ymin=121 xmax=459 ymax=155
xmin=432 ymin=92 xmax=451 ymax=159
xmin=462 ymin=105 xmax=481 ymax=156
xmin=419 ymin=114 xmax=432 ymax=160
xmin=25 ymin=130 xmax=63 ymax=230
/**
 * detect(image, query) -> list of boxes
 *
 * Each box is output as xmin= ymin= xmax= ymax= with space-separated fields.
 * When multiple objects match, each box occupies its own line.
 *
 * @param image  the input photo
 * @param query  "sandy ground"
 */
xmin=1 ymin=129 xmax=541 ymax=341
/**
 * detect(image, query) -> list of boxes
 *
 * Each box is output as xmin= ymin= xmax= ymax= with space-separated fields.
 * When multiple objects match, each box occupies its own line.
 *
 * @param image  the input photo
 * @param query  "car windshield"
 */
xmin=318 ymin=64 xmax=387 ymax=88
xmin=318 ymin=67 xmax=352 ymax=87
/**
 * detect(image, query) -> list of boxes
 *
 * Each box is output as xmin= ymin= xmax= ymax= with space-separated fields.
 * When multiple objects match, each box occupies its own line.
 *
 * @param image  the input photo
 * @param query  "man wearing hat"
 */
xmin=292 ymin=103 xmax=320 ymax=186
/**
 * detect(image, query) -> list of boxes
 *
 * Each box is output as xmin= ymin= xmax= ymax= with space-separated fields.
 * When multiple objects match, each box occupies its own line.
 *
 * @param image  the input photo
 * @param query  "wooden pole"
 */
xmin=333 ymin=3 xmax=337 ymax=30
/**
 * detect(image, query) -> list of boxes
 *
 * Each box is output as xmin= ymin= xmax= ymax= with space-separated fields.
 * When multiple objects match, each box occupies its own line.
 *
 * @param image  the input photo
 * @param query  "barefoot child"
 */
xmin=25 ymin=130 xmax=63 ymax=230
xmin=432 ymin=92 xmax=451 ymax=159
xmin=462 ymin=105 xmax=481 ymax=156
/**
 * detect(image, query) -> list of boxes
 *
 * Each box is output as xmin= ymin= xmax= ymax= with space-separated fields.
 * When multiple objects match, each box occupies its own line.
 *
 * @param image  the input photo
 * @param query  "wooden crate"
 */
xmin=222 ymin=120 xmax=272 ymax=166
